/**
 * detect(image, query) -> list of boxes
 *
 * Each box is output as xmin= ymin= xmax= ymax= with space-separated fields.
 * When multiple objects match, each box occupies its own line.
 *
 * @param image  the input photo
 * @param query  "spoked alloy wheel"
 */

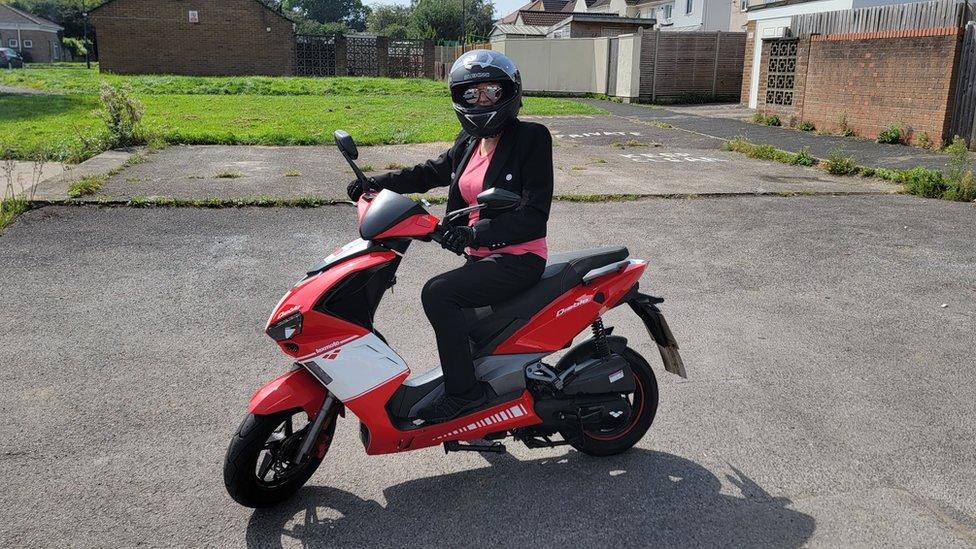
xmin=569 ymin=346 xmax=659 ymax=457
xmin=224 ymin=408 xmax=337 ymax=508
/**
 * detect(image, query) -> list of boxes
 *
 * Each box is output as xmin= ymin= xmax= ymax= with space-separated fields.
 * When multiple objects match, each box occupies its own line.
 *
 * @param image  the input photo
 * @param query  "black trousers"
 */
xmin=421 ymin=253 xmax=546 ymax=395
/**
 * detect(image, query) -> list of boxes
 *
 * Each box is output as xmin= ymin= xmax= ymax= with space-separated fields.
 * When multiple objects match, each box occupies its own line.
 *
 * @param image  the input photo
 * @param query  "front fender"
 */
xmin=248 ymin=367 xmax=327 ymax=418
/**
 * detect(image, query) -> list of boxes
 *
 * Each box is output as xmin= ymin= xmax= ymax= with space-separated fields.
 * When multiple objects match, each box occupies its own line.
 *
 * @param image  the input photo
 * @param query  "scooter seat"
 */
xmin=465 ymin=247 xmax=629 ymax=354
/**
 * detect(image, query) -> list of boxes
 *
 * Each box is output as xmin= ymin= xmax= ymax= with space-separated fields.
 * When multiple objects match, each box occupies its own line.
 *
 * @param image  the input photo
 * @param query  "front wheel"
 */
xmin=223 ymin=408 xmax=337 ymax=508
xmin=569 ymin=347 xmax=659 ymax=457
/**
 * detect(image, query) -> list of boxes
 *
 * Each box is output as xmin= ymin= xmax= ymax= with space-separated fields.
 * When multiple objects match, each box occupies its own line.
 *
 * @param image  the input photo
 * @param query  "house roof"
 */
xmin=548 ymin=12 xmax=658 ymax=29
xmin=561 ymin=0 xmax=578 ymax=11
xmin=499 ymin=1 xmax=537 ymax=23
xmin=517 ymin=10 xmax=574 ymax=26
xmin=492 ymin=23 xmax=549 ymax=35
xmin=540 ymin=0 xmax=572 ymax=10
xmin=0 ymin=4 xmax=63 ymax=30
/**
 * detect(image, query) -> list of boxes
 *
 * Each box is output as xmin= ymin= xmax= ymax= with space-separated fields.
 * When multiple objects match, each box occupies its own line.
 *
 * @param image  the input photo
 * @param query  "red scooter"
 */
xmin=223 ymin=131 xmax=686 ymax=508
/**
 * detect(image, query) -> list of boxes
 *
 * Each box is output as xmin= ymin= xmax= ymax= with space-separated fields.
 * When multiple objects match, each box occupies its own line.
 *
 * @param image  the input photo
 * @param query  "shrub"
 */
xmin=914 ymin=131 xmax=933 ymax=149
xmin=764 ymin=115 xmax=781 ymax=126
xmin=876 ymin=123 xmax=905 ymax=145
xmin=837 ymin=113 xmax=854 ymax=137
xmin=752 ymin=112 xmax=765 ymax=124
xmin=63 ymin=37 xmax=88 ymax=58
xmin=97 ymin=83 xmax=146 ymax=149
xmin=823 ymin=149 xmax=858 ymax=175
xmin=857 ymin=167 xmax=876 ymax=178
xmin=898 ymin=167 xmax=947 ymax=198
xmin=791 ymin=148 xmax=817 ymax=167
xmin=798 ymin=121 xmax=816 ymax=132
xmin=939 ymin=136 xmax=976 ymax=201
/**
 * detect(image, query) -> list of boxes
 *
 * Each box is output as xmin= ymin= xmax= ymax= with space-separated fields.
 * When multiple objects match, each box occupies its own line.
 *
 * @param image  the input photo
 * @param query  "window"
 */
xmin=8 ymin=38 xmax=18 ymax=48
xmin=664 ymin=4 xmax=672 ymax=19
xmin=635 ymin=9 xmax=641 ymax=17
xmin=685 ymin=0 xmax=693 ymax=14
xmin=740 ymin=0 xmax=748 ymax=11
xmin=23 ymin=40 xmax=32 ymax=49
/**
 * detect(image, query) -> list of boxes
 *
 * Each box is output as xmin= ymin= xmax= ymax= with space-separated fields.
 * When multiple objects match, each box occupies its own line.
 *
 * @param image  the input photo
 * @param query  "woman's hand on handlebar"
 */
xmin=346 ymin=177 xmax=375 ymax=202
xmin=441 ymin=225 xmax=475 ymax=255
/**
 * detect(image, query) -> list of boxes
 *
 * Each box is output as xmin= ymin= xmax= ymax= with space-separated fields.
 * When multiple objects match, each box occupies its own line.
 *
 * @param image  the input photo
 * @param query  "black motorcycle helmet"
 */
xmin=448 ymin=50 xmax=522 ymax=138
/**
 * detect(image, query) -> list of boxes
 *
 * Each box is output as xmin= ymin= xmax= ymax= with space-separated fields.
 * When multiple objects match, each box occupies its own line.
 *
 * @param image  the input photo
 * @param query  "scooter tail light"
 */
xmin=267 ymin=311 xmax=303 ymax=341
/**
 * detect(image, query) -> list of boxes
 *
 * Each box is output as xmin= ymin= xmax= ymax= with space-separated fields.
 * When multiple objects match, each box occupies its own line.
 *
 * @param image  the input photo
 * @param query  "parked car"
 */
xmin=0 ymin=48 xmax=24 ymax=68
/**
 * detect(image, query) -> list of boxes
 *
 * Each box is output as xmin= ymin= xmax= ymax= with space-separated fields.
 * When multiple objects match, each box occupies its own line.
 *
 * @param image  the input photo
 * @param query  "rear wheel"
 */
xmin=569 ymin=347 xmax=659 ymax=457
xmin=223 ymin=408 xmax=337 ymax=508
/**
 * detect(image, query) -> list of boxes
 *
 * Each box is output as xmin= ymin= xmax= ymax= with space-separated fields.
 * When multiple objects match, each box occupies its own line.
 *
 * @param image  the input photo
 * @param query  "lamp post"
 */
xmin=83 ymin=11 xmax=90 ymax=69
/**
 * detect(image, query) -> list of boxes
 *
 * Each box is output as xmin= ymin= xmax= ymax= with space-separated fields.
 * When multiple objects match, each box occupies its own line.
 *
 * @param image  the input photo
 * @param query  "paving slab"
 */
xmin=591 ymin=100 xmax=965 ymax=172
xmin=75 ymin=121 xmax=895 ymax=202
xmin=2 ymin=160 xmax=67 ymax=197
xmin=27 ymin=147 xmax=145 ymax=201
xmin=1 ymin=195 xmax=974 ymax=546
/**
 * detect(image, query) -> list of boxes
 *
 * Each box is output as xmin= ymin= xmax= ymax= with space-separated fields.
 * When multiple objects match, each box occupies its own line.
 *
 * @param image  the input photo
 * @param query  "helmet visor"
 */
xmin=460 ymin=83 xmax=505 ymax=106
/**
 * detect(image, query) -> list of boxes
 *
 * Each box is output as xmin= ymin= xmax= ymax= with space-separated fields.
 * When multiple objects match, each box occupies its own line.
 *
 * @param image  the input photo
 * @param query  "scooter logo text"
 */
xmin=556 ymin=296 xmax=592 ymax=318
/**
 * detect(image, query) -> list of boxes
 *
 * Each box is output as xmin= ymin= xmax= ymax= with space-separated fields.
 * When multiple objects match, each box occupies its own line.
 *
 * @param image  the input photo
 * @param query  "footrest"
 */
xmin=444 ymin=440 xmax=507 ymax=454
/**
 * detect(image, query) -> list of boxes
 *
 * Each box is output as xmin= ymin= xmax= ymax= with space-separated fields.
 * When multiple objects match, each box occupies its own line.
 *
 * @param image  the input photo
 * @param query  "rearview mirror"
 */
xmin=334 ymin=130 xmax=359 ymax=160
xmin=476 ymin=188 xmax=521 ymax=211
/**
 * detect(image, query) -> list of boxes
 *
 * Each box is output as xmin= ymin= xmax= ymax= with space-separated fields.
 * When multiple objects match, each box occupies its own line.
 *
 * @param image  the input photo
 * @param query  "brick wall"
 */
xmin=92 ymin=0 xmax=295 ymax=76
xmin=741 ymin=21 xmax=755 ymax=106
xmin=0 ymin=29 xmax=62 ymax=62
xmin=756 ymin=28 xmax=962 ymax=144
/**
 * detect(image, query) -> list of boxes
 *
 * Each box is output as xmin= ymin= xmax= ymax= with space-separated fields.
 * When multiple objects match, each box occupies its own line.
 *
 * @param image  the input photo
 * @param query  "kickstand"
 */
xmin=444 ymin=440 xmax=507 ymax=454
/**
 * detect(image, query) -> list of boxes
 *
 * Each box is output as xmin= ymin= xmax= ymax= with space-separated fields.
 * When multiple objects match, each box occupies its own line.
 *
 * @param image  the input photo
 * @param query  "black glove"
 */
xmin=347 ymin=178 xmax=365 ymax=201
xmin=442 ymin=226 xmax=476 ymax=255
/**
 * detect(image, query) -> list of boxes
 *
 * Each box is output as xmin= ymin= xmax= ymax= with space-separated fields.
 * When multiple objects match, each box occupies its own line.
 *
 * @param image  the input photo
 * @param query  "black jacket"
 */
xmin=371 ymin=120 xmax=553 ymax=251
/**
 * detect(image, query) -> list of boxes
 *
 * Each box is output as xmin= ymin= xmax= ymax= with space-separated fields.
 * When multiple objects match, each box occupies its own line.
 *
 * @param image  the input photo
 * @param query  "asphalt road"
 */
xmin=1 ymin=195 xmax=974 ymax=547
xmin=592 ymin=101 xmax=963 ymax=172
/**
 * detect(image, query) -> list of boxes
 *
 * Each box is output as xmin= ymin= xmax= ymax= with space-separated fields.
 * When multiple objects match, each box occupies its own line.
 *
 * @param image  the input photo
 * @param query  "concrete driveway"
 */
xmin=1 ymin=195 xmax=974 ymax=547
xmin=30 ymin=114 xmax=897 ymax=203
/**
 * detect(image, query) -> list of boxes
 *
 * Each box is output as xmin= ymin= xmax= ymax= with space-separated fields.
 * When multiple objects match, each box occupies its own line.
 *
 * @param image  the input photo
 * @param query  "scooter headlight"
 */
xmin=267 ymin=311 xmax=303 ymax=341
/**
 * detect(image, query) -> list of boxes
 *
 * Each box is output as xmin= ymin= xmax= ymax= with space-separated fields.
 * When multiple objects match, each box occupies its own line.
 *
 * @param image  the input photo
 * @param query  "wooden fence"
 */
xmin=638 ymin=30 xmax=746 ymax=102
xmin=950 ymin=22 xmax=976 ymax=144
xmin=434 ymin=42 xmax=493 ymax=80
xmin=790 ymin=0 xmax=969 ymax=35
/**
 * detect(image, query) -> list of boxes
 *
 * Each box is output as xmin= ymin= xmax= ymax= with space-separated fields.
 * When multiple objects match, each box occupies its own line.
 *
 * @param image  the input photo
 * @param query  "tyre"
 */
xmin=223 ymin=408 xmax=337 ymax=508
xmin=568 ymin=346 xmax=659 ymax=457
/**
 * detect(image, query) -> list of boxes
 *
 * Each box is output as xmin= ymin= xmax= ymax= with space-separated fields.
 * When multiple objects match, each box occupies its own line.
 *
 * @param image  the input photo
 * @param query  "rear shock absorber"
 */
xmin=591 ymin=317 xmax=610 ymax=358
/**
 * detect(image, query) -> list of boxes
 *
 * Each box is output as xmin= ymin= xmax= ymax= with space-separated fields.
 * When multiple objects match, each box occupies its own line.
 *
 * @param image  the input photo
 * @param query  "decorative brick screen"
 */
xmin=765 ymin=39 xmax=797 ymax=107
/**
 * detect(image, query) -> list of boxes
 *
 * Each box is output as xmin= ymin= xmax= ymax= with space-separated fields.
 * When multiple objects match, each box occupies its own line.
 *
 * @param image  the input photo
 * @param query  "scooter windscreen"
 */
xmin=359 ymin=190 xmax=434 ymax=240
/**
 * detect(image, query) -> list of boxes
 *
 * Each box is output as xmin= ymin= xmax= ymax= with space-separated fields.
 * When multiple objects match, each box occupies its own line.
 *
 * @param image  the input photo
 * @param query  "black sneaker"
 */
xmin=418 ymin=385 xmax=489 ymax=423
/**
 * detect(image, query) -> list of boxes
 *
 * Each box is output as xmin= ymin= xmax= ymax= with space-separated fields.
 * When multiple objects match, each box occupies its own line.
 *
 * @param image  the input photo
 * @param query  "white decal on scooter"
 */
xmin=433 ymin=404 xmax=528 ymax=441
xmin=556 ymin=296 xmax=592 ymax=318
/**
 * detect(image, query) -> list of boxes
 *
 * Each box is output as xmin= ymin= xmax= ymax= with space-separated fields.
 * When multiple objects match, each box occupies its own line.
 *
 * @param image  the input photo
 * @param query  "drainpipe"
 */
xmin=17 ymin=25 xmax=23 ymax=53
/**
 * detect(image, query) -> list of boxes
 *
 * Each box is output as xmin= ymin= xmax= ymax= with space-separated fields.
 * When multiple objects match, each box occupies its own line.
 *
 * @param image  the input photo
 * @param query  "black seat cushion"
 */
xmin=466 ymin=247 xmax=629 ymax=350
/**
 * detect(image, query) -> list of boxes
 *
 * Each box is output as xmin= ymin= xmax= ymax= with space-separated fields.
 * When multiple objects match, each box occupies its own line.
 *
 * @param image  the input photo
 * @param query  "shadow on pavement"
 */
xmin=244 ymin=449 xmax=815 ymax=547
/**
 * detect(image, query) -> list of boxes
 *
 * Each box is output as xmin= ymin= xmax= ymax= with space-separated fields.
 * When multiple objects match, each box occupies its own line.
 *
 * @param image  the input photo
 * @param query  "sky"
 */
xmin=363 ymin=0 xmax=529 ymax=20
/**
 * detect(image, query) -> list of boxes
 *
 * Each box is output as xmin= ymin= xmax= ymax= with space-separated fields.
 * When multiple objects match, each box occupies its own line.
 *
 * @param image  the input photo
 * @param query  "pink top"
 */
xmin=458 ymin=141 xmax=548 ymax=260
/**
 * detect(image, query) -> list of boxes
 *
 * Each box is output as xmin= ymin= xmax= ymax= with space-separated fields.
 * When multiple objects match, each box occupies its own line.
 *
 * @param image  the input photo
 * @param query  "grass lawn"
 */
xmin=0 ymin=66 xmax=605 ymax=161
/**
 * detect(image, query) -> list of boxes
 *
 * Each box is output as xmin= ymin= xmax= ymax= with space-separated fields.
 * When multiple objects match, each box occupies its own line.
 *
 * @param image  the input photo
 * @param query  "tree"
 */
xmin=408 ymin=0 xmax=494 ymax=43
xmin=284 ymin=0 xmax=370 ymax=32
xmin=367 ymin=3 xmax=412 ymax=37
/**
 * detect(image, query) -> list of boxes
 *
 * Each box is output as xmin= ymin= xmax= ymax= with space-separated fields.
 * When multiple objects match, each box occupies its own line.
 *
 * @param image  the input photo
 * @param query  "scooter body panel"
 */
xmin=493 ymin=261 xmax=647 ymax=354
xmin=248 ymin=367 xmax=327 ymax=419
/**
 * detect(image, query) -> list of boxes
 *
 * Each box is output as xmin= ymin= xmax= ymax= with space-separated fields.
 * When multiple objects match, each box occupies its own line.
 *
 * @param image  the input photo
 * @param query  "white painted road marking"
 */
xmin=553 ymin=131 xmax=642 ymax=139
xmin=618 ymin=152 xmax=726 ymax=163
